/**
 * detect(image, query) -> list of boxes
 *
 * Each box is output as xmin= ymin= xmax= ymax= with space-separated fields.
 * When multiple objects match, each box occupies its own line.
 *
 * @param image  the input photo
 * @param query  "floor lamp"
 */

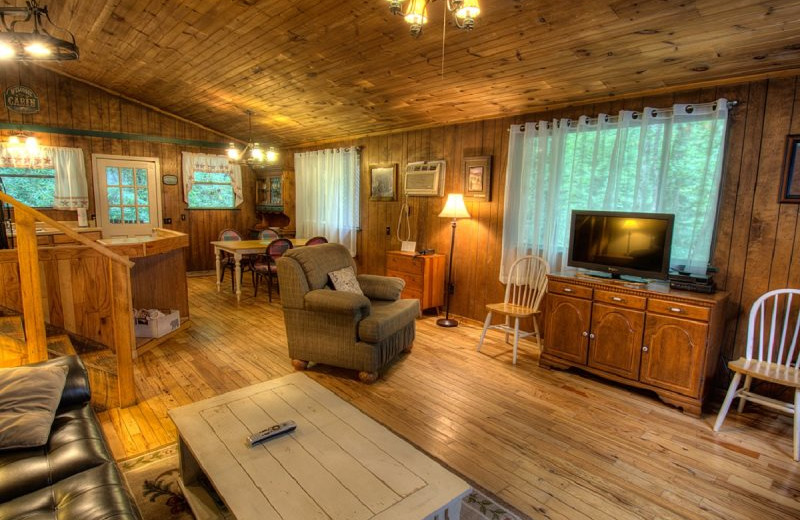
xmin=437 ymin=193 xmax=471 ymax=327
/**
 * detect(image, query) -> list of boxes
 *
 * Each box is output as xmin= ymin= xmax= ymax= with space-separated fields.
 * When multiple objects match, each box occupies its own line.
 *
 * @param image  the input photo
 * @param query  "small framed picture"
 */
xmin=780 ymin=135 xmax=800 ymax=203
xmin=370 ymin=164 xmax=397 ymax=201
xmin=463 ymin=156 xmax=492 ymax=201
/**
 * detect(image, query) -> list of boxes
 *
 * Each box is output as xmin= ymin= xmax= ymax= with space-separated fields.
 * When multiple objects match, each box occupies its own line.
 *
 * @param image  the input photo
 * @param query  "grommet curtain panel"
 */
xmin=500 ymin=98 xmax=730 ymax=282
xmin=0 ymin=145 xmax=88 ymax=209
xmin=294 ymin=147 xmax=360 ymax=256
xmin=181 ymin=152 xmax=243 ymax=207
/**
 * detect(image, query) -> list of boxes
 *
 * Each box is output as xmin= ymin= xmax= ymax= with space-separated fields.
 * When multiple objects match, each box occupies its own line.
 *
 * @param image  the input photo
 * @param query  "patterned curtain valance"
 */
xmin=0 ymin=145 xmax=54 ymax=169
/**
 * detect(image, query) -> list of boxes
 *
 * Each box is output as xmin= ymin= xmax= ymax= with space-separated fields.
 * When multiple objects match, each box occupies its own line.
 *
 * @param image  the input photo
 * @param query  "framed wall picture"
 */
xmin=780 ymin=135 xmax=800 ymax=203
xmin=463 ymin=155 xmax=492 ymax=201
xmin=370 ymin=164 xmax=397 ymax=201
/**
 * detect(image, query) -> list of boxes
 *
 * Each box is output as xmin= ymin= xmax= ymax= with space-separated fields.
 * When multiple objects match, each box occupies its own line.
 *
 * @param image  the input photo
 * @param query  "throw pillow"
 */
xmin=0 ymin=364 xmax=68 ymax=450
xmin=328 ymin=266 xmax=364 ymax=295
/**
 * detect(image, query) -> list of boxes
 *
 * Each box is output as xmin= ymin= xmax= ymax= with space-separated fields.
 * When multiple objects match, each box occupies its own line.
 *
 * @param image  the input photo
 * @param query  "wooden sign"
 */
xmin=4 ymin=85 xmax=40 ymax=114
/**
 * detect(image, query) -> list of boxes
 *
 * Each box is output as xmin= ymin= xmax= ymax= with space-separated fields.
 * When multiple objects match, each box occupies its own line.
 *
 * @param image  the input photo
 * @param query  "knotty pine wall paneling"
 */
xmin=286 ymin=76 xmax=800 ymax=366
xmin=0 ymin=62 xmax=258 ymax=272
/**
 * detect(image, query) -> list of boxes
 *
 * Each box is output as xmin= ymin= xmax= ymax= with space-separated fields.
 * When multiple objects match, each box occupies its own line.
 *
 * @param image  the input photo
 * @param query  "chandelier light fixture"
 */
xmin=226 ymin=110 xmax=278 ymax=169
xmin=387 ymin=0 xmax=480 ymax=38
xmin=0 ymin=1 xmax=78 ymax=61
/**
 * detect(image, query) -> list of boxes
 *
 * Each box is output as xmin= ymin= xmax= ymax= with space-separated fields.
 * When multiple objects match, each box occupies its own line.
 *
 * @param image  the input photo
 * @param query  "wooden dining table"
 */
xmin=211 ymin=238 xmax=308 ymax=302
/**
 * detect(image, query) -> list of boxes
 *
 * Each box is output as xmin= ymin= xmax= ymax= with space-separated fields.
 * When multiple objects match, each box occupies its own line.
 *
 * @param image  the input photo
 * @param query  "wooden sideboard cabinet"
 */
xmin=540 ymin=273 xmax=728 ymax=416
xmin=385 ymin=251 xmax=445 ymax=312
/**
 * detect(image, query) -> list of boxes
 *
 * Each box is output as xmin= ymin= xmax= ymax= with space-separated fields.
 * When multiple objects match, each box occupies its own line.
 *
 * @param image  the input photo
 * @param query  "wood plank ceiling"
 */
xmin=32 ymin=0 xmax=800 ymax=147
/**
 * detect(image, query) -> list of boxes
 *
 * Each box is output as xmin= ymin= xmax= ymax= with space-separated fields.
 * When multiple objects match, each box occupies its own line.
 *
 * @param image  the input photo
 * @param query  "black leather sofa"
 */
xmin=0 ymin=355 xmax=141 ymax=519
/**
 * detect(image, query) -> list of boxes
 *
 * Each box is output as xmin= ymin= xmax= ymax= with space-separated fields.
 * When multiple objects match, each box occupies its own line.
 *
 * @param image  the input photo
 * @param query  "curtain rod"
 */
xmin=510 ymin=100 xmax=738 ymax=131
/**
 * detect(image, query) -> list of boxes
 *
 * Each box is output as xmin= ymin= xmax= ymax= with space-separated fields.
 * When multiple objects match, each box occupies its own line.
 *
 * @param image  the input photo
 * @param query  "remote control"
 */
xmin=247 ymin=420 xmax=297 ymax=446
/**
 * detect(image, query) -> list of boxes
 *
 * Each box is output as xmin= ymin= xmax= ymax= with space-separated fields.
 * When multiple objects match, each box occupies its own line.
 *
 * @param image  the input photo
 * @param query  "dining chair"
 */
xmin=218 ymin=228 xmax=247 ymax=290
xmin=253 ymin=238 xmax=294 ymax=302
xmin=476 ymin=255 xmax=549 ymax=364
xmin=305 ymin=236 xmax=328 ymax=246
xmin=257 ymin=228 xmax=280 ymax=240
xmin=713 ymin=288 xmax=800 ymax=461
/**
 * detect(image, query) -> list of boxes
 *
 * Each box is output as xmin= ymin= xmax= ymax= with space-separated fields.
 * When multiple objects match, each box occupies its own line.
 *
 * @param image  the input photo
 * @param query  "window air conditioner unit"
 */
xmin=404 ymin=160 xmax=445 ymax=196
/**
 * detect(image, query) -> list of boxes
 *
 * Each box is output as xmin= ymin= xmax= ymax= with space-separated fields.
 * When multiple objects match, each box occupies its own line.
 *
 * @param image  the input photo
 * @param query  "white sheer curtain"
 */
xmin=181 ymin=152 xmax=243 ymax=206
xmin=0 ymin=145 xmax=88 ymax=209
xmin=294 ymin=147 xmax=360 ymax=255
xmin=501 ymin=99 xmax=729 ymax=281
xmin=50 ymin=147 xmax=88 ymax=209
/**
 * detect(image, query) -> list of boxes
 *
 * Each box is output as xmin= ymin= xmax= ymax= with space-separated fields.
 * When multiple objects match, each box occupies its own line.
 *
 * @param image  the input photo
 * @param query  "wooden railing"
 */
xmin=0 ymin=192 xmax=137 ymax=407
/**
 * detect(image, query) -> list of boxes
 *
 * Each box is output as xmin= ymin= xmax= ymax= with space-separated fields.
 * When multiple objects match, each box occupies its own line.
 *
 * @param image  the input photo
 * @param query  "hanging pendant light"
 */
xmin=0 ymin=1 xmax=79 ymax=61
xmin=226 ymin=110 xmax=279 ymax=169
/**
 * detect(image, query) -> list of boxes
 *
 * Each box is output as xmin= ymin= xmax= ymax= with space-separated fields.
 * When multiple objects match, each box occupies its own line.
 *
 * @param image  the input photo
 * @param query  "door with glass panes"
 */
xmin=93 ymin=155 xmax=162 ymax=237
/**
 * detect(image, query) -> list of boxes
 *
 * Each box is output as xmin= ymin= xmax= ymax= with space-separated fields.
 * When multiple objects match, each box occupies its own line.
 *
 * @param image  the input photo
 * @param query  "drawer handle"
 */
xmin=582 ymin=331 xmax=588 ymax=337
xmin=611 ymin=296 xmax=625 ymax=303
xmin=589 ymin=333 xmax=595 ymax=339
xmin=563 ymin=288 xmax=573 ymax=293
xmin=669 ymin=307 xmax=683 ymax=313
xmin=642 ymin=346 xmax=649 ymax=352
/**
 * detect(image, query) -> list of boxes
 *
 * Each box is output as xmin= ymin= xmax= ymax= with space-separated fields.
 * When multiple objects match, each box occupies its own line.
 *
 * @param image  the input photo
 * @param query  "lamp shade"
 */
xmin=439 ymin=193 xmax=470 ymax=219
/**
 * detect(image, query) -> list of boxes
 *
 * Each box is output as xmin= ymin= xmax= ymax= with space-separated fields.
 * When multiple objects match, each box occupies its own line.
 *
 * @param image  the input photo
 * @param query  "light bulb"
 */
xmin=24 ymin=42 xmax=51 ymax=57
xmin=226 ymin=143 xmax=240 ymax=160
xmin=25 ymin=135 xmax=38 ymax=150
xmin=266 ymin=148 xmax=278 ymax=162
xmin=0 ymin=42 xmax=15 ymax=59
xmin=404 ymin=0 xmax=427 ymax=26
xmin=250 ymin=144 xmax=264 ymax=162
xmin=7 ymin=135 xmax=21 ymax=146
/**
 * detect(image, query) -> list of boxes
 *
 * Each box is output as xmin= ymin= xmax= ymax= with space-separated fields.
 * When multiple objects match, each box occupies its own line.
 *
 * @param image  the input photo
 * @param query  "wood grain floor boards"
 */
xmin=97 ymin=275 xmax=800 ymax=519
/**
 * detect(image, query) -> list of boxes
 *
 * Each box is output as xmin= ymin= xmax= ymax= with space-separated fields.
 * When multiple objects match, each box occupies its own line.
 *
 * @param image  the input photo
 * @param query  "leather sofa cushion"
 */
xmin=0 ymin=405 xmax=112 ymax=501
xmin=0 ymin=462 xmax=139 ymax=520
xmin=359 ymin=299 xmax=420 ymax=343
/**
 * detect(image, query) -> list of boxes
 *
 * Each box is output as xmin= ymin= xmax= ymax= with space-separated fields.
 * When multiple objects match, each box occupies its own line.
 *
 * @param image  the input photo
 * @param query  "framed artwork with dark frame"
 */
xmin=780 ymin=135 xmax=800 ymax=203
xmin=463 ymin=155 xmax=492 ymax=201
xmin=369 ymin=164 xmax=397 ymax=201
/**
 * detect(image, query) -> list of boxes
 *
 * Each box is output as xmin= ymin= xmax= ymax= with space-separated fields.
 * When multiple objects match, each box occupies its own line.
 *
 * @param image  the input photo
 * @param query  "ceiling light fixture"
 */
xmin=0 ymin=1 xmax=79 ymax=61
xmin=387 ymin=0 xmax=480 ymax=38
xmin=226 ymin=110 xmax=279 ymax=169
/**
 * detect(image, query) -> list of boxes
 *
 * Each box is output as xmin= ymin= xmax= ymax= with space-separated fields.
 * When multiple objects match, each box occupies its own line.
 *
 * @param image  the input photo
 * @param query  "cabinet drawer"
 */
xmin=594 ymin=290 xmax=646 ymax=310
xmin=386 ymin=254 xmax=424 ymax=275
xmin=549 ymin=281 xmax=592 ymax=299
xmin=387 ymin=270 xmax=423 ymax=292
xmin=647 ymin=299 xmax=710 ymax=322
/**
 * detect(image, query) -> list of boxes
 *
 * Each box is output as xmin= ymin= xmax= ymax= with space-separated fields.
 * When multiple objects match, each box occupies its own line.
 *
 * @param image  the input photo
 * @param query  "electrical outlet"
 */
xmin=163 ymin=217 xmax=172 ymax=225
xmin=385 ymin=226 xmax=391 ymax=236
xmin=180 ymin=214 xmax=186 ymax=221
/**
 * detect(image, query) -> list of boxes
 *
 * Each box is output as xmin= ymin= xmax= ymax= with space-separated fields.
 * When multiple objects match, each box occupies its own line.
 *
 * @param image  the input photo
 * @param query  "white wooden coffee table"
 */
xmin=168 ymin=372 xmax=471 ymax=520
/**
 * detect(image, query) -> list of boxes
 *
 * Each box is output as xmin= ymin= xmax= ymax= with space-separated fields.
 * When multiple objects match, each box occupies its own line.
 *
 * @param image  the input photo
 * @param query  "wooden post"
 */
xmin=14 ymin=212 xmax=48 ymax=363
xmin=110 ymin=259 xmax=136 ymax=408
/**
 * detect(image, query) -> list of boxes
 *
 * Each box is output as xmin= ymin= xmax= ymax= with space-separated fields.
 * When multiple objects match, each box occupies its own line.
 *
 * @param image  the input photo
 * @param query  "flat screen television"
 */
xmin=568 ymin=210 xmax=675 ymax=280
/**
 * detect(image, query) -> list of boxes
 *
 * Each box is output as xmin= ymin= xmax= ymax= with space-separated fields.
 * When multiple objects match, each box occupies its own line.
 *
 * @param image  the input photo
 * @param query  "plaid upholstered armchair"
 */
xmin=277 ymin=243 xmax=419 ymax=383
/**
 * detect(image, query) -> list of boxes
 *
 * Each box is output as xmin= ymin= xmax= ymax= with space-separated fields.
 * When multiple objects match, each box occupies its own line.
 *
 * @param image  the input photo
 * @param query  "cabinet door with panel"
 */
xmin=641 ymin=313 xmax=708 ymax=397
xmin=544 ymin=294 xmax=591 ymax=364
xmin=587 ymin=303 xmax=644 ymax=380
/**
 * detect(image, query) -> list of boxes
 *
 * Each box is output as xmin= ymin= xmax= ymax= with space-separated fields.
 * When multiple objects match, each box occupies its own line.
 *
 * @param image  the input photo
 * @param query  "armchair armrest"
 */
xmin=305 ymin=289 xmax=371 ymax=318
xmin=357 ymin=274 xmax=405 ymax=301
xmin=28 ymin=355 xmax=90 ymax=410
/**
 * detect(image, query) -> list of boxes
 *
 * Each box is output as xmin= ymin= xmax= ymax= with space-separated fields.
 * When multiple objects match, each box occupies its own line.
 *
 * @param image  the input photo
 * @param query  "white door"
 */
xmin=93 ymin=155 xmax=162 ymax=237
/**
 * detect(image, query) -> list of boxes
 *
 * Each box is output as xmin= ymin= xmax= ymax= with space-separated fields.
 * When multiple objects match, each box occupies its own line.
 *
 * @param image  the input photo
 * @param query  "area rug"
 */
xmin=120 ymin=444 xmax=522 ymax=520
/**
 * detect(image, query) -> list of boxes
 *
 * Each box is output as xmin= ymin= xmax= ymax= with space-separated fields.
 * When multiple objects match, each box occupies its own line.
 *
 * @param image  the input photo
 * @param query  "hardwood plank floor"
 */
xmin=99 ymin=275 xmax=800 ymax=519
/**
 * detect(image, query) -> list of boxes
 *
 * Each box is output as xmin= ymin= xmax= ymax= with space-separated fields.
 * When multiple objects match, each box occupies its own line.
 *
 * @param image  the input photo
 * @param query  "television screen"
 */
xmin=568 ymin=210 xmax=675 ymax=280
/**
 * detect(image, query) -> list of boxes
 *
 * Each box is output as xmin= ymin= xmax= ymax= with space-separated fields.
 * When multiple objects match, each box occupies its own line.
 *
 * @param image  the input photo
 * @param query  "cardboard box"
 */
xmin=134 ymin=309 xmax=180 ymax=338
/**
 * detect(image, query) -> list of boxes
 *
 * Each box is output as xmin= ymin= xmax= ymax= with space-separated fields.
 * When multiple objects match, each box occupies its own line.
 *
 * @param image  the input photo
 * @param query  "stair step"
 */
xmin=47 ymin=334 xmax=77 ymax=357
xmin=0 ymin=316 xmax=24 ymax=342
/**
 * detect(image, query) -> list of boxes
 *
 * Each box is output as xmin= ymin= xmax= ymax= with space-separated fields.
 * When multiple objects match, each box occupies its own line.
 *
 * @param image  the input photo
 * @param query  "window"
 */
xmin=501 ymin=99 xmax=730 ymax=280
xmin=181 ymin=152 xmax=242 ymax=209
xmin=0 ymin=167 xmax=56 ymax=208
xmin=105 ymin=166 xmax=151 ymax=223
xmin=187 ymin=171 xmax=235 ymax=208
